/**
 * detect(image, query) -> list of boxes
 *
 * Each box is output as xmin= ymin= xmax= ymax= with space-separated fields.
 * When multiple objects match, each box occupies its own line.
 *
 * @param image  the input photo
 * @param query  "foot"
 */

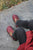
xmin=7 ymin=26 xmax=17 ymax=41
xmin=7 ymin=26 xmax=14 ymax=37
xmin=12 ymin=15 xmax=19 ymax=23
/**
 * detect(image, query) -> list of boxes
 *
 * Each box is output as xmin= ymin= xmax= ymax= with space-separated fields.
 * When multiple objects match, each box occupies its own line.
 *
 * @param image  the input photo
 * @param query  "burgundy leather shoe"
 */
xmin=12 ymin=15 xmax=19 ymax=23
xmin=7 ymin=26 xmax=14 ymax=37
xmin=7 ymin=26 xmax=17 ymax=41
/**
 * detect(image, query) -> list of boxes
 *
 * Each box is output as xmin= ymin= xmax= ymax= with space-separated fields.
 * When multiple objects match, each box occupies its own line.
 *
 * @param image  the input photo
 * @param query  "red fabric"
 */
xmin=17 ymin=31 xmax=33 ymax=50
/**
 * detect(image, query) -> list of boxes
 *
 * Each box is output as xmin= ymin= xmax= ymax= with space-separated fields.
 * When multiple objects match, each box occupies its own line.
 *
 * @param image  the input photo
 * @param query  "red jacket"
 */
xmin=17 ymin=31 xmax=33 ymax=50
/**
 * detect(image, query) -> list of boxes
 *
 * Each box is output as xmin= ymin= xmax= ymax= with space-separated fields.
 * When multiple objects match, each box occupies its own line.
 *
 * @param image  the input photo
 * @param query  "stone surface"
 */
xmin=0 ymin=0 xmax=33 ymax=50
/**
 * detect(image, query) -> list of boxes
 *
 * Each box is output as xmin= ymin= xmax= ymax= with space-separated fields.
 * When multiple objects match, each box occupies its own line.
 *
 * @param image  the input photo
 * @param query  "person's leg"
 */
xmin=16 ymin=20 xmax=29 ymax=29
xmin=12 ymin=27 xmax=26 ymax=45
xmin=12 ymin=15 xmax=29 ymax=29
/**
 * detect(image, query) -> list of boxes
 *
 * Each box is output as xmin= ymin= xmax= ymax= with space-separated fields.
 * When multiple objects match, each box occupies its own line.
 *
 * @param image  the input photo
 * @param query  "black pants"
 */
xmin=12 ymin=20 xmax=33 ymax=44
xmin=12 ymin=20 xmax=28 ymax=44
xmin=12 ymin=27 xmax=26 ymax=44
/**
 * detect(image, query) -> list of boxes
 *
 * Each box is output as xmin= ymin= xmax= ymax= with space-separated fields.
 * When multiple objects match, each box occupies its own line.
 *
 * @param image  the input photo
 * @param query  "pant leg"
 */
xmin=12 ymin=27 xmax=26 ymax=45
xmin=16 ymin=20 xmax=29 ymax=29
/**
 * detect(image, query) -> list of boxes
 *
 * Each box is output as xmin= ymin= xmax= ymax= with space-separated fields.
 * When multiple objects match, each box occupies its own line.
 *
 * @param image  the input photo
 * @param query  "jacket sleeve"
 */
xmin=25 ymin=31 xmax=33 ymax=50
xmin=17 ymin=43 xmax=25 ymax=50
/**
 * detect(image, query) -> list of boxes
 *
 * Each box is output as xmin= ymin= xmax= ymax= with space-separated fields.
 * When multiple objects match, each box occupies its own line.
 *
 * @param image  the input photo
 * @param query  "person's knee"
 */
xmin=16 ymin=27 xmax=23 ymax=32
xmin=15 ymin=27 xmax=25 ymax=35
